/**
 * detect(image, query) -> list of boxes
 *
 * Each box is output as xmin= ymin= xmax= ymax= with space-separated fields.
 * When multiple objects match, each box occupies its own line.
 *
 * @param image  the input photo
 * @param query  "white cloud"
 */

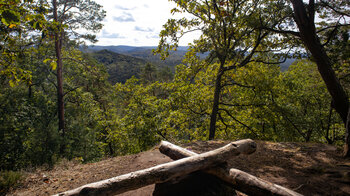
xmin=113 ymin=12 xmax=135 ymax=22
xmin=100 ymin=30 xmax=126 ymax=39
xmin=146 ymin=34 xmax=159 ymax=39
xmin=134 ymin=26 xmax=154 ymax=32
xmin=93 ymin=0 xmax=200 ymax=46
xmin=115 ymin=5 xmax=136 ymax=10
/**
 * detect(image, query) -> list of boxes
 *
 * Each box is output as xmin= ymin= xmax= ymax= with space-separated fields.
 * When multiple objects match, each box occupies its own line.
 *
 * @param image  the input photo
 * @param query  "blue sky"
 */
xmin=93 ymin=0 xmax=198 ymax=46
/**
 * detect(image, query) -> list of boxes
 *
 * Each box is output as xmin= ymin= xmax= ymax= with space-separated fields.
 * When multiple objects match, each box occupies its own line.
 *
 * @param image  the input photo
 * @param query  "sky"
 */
xmin=93 ymin=0 xmax=198 ymax=46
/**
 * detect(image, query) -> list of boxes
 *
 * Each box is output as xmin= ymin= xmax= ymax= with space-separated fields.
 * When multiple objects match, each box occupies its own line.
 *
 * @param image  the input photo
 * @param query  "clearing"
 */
xmin=9 ymin=140 xmax=350 ymax=196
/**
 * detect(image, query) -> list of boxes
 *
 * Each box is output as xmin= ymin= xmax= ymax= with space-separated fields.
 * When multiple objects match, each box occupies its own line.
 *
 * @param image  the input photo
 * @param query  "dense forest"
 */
xmin=0 ymin=0 xmax=349 ymax=192
xmin=89 ymin=49 xmax=173 ymax=84
xmin=85 ymin=45 xmax=189 ymax=68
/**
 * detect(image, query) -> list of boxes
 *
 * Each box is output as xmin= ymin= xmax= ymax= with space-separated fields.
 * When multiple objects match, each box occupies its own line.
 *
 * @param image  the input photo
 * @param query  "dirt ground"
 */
xmin=9 ymin=140 xmax=350 ymax=196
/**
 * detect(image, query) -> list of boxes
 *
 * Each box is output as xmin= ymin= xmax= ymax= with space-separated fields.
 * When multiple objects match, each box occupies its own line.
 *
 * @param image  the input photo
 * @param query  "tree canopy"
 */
xmin=0 ymin=0 xmax=349 ymax=180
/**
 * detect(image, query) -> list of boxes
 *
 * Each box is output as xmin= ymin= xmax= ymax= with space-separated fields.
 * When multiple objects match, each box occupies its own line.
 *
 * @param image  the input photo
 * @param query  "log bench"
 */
xmin=54 ymin=139 xmax=302 ymax=196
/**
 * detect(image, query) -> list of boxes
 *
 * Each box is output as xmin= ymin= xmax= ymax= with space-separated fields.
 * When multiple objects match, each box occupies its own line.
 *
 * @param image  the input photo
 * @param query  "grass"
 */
xmin=0 ymin=170 xmax=23 ymax=195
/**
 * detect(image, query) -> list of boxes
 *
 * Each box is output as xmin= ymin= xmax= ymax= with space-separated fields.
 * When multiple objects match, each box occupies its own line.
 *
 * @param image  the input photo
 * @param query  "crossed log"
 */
xmin=159 ymin=141 xmax=302 ymax=196
xmin=55 ymin=139 xmax=302 ymax=196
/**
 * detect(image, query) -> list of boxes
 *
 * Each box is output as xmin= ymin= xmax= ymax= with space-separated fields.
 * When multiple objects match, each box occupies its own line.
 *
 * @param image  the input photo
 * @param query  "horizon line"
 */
xmin=88 ymin=45 xmax=190 ymax=48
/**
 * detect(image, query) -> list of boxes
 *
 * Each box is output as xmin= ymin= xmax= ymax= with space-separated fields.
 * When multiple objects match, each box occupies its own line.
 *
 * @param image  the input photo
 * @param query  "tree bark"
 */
xmin=289 ymin=0 xmax=349 ymax=157
xmin=228 ymin=169 xmax=303 ymax=196
xmin=54 ymin=139 xmax=257 ymax=196
xmin=159 ymin=141 xmax=302 ymax=196
xmin=345 ymin=107 xmax=350 ymax=157
xmin=53 ymin=0 xmax=66 ymax=154
xmin=159 ymin=140 xmax=257 ymax=159
xmin=209 ymin=65 xmax=224 ymax=140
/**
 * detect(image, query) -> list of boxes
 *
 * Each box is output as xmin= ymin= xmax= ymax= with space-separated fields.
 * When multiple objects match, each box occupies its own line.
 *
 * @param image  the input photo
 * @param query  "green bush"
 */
xmin=0 ymin=170 xmax=23 ymax=195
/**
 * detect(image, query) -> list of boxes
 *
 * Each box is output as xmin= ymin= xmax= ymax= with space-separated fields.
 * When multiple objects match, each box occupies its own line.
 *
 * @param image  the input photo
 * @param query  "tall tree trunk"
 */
xmin=53 ymin=0 xmax=65 ymax=154
xmin=325 ymin=103 xmax=334 ymax=144
xmin=345 ymin=107 xmax=350 ymax=157
xmin=209 ymin=65 xmax=224 ymax=140
xmin=28 ymin=84 xmax=32 ymax=98
xmin=290 ymin=0 xmax=350 ymax=157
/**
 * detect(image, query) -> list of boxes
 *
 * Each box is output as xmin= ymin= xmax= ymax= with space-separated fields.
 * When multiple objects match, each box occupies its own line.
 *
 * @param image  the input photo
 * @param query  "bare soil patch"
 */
xmin=9 ymin=140 xmax=350 ymax=196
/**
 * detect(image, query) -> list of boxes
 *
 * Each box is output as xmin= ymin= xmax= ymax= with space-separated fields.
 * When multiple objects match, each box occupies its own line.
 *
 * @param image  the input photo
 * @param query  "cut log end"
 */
xmin=233 ymin=139 xmax=257 ymax=155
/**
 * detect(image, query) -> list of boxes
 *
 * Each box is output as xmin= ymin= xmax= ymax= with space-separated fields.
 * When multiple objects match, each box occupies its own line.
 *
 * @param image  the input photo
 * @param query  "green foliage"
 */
xmin=0 ymin=0 xmax=47 ymax=85
xmin=76 ymin=55 xmax=344 ymax=156
xmin=89 ymin=50 xmax=174 ymax=84
xmin=0 ymin=170 xmax=23 ymax=194
xmin=277 ymin=60 xmax=333 ymax=141
xmin=85 ymin=45 xmax=189 ymax=69
xmin=0 ymin=0 xmax=347 ymax=173
xmin=155 ymin=0 xmax=295 ymax=139
xmin=49 ymin=0 xmax=106 ymax=43
xmin=90 ymin=49 xmax=148 ymax=84
xmin=0 ymin=45 xmax=110 ymax=170
xmin=0 ymin=0 xmax=108 ymax=169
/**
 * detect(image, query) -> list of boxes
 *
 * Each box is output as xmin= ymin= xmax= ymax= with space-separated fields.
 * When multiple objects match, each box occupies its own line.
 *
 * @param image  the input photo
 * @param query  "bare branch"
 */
xmin=261 ymin=27 xmax=300 ymax=37
xmin=317 ymin=23 xmax=350 ymax=33
xmin=219 ymin=108 xmax=258 ymax=137
xmin=220 ymin=103 xmax=266 ymax=107
xmin=221 ymin=81 xmax=255 ymax=89
xmin=63 ymin=86 xmax=80 ymax=97
xmin=320 ymin=0 xmax=350 ymax=17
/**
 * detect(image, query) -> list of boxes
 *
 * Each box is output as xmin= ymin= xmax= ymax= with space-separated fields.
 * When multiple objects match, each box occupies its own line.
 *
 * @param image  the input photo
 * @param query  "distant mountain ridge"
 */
xmin=85 ymin=45 xmax=189 ymax=53
xmin=85 ymin=45 xmax=296 ymax=84
xmin=90 ymin=49 xmax=148 ymax=84
xmin=84 ymin=45 xmax=188 ymax=68
xmin=84 ymin=45 xmax=295 ymax=70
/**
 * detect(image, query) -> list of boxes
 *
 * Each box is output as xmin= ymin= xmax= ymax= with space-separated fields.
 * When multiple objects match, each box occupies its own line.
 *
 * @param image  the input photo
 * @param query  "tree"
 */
xmin=0 ymin=40 xmax=113 ymax=170
xmin=156 ymin=0 xmax=288 ymax=140
xmin=276 ymin=60 xmax=340 ymax=143
xmin=1 ymin=0 xmax=112 ymax=170
xmin=290 ymin=0 xmax=349 ymax=156
xmin=48 ymin=0 xmax=105 ymax=154
xmin=140 ymin=63 xmax=157 ymax=84
xmin=0 ymin=0 xmax=47 ymax=86
xmin=261 ymin=0 xmax=350 ymax=156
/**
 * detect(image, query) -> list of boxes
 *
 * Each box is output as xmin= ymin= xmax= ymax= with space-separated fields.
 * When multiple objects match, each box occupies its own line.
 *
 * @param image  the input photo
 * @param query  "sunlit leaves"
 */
xmin=0 ymin=0 xmax=48 ymax=86
xmin=43 ymin=58 xmax=57 ymax=70
xmin=0 ymin=9 xmax=21 ymax=26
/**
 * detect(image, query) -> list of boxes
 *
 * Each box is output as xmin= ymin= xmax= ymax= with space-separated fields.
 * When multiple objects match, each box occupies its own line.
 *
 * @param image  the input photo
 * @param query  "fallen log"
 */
xmin=54 ymin=139 xmax=256 ymax=196
xmin=159 ymin=140 xmax=256 ymax=159
xmin=159 ymin=140 xmax=303 ymax=196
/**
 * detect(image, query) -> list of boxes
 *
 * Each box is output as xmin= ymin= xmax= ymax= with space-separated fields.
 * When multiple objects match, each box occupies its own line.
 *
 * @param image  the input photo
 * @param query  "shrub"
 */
xmin=0 ymin=170 xmax=23 ymax=195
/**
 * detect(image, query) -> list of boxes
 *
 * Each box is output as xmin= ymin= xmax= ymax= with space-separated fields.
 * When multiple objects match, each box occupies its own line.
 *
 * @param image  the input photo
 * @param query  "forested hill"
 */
xmin=89 ymin=49 xmax=148 ymax=83
xmin=88 ymin=47 xmax=297 ymax=84
xmin=84 ymin=45 xmax=188 ymax=68
xmin=85 ymin=45 xmax=295 ymax=71
xmin=1 ymin=1 xmax=349 ymax=195
xmin=89 ymin=49 xmax=174 ymax=84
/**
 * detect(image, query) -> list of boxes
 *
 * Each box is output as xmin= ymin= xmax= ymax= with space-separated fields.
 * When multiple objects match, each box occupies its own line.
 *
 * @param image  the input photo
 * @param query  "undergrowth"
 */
xmin=0 ymin=170 xmax=23 ymax=195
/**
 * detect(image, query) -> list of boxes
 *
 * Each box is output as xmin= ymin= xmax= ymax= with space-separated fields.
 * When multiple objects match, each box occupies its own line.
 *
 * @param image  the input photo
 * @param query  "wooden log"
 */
xmin=159 ymin=140 xmax=303 ymax=196
xmin=159 ymin=139 xmax=256 ymax=160
xmin=228 ymin=169 xmax=303 ymax=196
xmin=54 ymin=139 xmax=256 ymax=196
